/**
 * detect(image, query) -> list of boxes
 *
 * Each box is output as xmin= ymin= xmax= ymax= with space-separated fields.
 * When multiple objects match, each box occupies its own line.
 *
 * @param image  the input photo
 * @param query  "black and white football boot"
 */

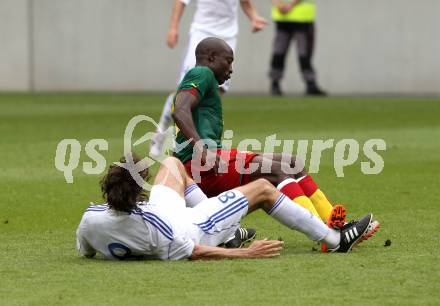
xmin=224 ymin=228 xmax=257 ymax=249
xmin=328 ymin=213 xmax=374 ymax=253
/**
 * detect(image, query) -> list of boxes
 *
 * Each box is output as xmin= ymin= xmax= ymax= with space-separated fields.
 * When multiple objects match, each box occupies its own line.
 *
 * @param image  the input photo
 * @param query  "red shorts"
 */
xmin=183 ymin=149 xmax=259 ymax=197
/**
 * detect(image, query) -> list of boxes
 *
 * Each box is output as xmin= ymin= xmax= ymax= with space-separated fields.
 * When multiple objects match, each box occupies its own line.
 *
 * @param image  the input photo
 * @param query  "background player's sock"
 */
xmin=184 ymin=183 xmax=207 ymax=208
xmin=268 ymin=194 xmax=340 ymax=248
xmin=150 ymin=93 xmax=174 ymax=158
xmin=277 ymin=178 xmax=320 ymax=218
xmin=157 ymin=93 xmax=174 ymax=133
xmin=297 ymin=175 xmax=333 ymax=222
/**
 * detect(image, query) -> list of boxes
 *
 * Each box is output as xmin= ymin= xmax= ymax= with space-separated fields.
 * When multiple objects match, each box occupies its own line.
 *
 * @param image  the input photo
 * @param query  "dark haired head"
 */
xmin=100 ymin=154 xmax=149 ymax=212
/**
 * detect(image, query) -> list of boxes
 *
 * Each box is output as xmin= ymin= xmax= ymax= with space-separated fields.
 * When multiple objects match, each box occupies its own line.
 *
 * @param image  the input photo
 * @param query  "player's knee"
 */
xmin=279 ymin=154 xmax=307 ymax=179
xmin=160 ymin=157 xmax=185 ymax=174
xmin=271 ymin=163 xmax=291 ymax=183
xmin=254 ymin=178 xmax=275 ymax=196
xmin=161 ymin=156 xmax=180 ymax=166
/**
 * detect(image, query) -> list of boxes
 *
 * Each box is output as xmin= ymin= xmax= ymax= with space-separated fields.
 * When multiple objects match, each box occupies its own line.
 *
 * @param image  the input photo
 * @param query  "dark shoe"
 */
xmin=271 ymin=81 xmax=283 ymax=96
xmin=224 ymin=228 xmax=257 ymax=248
xmin=306 ymin=86 xmax=327 ymax=96
xmin=328 ymin=213 xmax=373 ymax=253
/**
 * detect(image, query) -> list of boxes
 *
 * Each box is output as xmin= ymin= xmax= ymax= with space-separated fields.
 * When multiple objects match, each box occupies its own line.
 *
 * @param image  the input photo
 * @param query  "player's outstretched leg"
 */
xmin=157 ymin=157 xmax=257 ymax=247
xmin=255 ymin=153 xmax=335 ymax=222
xmin=235 ymin=179 xmax=374 ymax=253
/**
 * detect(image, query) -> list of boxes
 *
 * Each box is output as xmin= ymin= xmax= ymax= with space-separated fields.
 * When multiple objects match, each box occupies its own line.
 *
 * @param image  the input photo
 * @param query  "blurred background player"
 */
xmin=150 ymin=0 xmax=267 ymax=158
xmin=269 ymin=0 xmax=326 ymax=96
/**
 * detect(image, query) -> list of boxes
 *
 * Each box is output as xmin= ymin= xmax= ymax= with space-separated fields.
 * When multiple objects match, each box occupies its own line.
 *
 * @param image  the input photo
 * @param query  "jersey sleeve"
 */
xmin=180 ymin=0 xmax=191 ymax=5
xmin=178 ymin=67 xmax=215 ymax=101
xmin=76 ymin=222 xmax=96 ymax=258
xmin=159 ymin=235 xmax=195 ymax=261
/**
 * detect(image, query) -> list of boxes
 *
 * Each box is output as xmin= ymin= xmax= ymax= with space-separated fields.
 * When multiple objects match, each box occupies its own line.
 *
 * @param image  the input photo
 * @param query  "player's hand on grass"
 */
xmin=167 ymin=27 xmax=179 ymax=48
xmin=245 ymin=239 xmax=284 ymax=258
xmin=251 ymin=15 xmax=268 ymax=32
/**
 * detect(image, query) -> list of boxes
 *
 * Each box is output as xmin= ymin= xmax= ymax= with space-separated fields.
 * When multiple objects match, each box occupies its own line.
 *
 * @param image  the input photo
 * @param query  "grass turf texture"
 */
xmin=1 ymin=93 xmax=439 ymax=305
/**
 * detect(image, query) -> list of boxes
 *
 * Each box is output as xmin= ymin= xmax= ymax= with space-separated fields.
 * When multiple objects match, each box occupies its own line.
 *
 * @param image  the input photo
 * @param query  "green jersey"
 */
xmin=174 ymin=66 xmax=223 ymax=163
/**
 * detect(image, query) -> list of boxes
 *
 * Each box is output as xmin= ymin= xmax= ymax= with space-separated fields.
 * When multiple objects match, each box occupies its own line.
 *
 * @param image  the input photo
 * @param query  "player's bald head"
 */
xmin=194 ymin=37 xmax=234 ymax=85
xmin=195 ymin=37 xmax=233 ymax=62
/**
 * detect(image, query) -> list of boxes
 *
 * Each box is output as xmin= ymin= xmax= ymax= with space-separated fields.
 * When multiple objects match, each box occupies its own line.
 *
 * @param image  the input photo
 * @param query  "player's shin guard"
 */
xmin=297 ymin=175 xmax=333 ymax=221
xmin=277 ymin=178 xmax=320 ymax=218
xmin=184 ymin=183 xmax=208 ymax=208
xmin=268 ymin=194 xmax=339 ymax=247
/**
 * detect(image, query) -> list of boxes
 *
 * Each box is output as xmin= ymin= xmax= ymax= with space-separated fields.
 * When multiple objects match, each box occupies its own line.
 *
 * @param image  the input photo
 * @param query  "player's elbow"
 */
xmin=189 ymin=244 xmax=204 ymax=260
xmin=172 ymin=107 xmax=188 ymax=125
xmin=254 ymin=178 xmax=275 ymax=197
xmin=171 ymin=110 xmax=180 ymax=122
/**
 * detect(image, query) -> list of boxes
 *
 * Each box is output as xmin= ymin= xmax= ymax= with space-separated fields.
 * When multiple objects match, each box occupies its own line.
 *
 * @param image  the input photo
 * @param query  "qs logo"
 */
xmin=54 ymin=115 xmax=183 ymax=191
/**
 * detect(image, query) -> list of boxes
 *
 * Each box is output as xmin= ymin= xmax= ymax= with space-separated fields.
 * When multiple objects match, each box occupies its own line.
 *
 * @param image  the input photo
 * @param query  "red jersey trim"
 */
xmin=178 ymin=87 xmax=198 ymax=96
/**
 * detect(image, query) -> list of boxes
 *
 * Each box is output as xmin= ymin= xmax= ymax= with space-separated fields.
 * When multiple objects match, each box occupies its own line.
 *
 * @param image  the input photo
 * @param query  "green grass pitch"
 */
xmin=1 ymin=93 xmax=439 ymax=305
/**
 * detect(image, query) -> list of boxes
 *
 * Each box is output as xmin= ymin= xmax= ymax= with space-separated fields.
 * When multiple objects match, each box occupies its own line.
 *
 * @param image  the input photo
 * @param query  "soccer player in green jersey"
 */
xmin=170 ymin=38 xmax=379 ymax=251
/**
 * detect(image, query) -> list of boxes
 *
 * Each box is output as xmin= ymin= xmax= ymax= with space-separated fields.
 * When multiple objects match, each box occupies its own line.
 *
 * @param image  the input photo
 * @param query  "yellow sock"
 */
xmin=293 ymin=195 xmax=321 ymax=218
xmin=277 ymin=178 xmax=321 ymax=219
xmin=309 ymin=189 xmax=333 ymax=221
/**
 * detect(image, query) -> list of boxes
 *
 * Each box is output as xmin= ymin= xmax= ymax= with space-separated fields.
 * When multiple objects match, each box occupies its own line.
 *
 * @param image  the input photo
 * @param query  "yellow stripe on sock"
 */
xmin=309 ymin=189 xmax=333 ymax=221
xmin=293 ymin=196 xmax=320 ymax=218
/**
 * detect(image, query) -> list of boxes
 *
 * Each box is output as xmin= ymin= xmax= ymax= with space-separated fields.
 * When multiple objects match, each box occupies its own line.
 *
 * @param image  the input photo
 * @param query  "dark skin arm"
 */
xmin=172 ymin=91 xmax=203 ymax=149
xmin=172 ymin=91 xmax=220 ymax=170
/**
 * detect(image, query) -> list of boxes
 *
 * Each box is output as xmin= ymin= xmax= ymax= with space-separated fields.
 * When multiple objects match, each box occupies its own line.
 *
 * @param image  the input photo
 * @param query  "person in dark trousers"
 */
xmin=269 ymin=0 xmax=326 ymax=96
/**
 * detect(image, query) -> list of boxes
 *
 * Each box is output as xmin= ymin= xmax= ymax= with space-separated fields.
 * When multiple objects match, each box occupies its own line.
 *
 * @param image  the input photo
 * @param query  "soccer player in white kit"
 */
xmin=76 ymin=155 xmax=375 ymax=260
xmin=149 ymin=0 xmax=267 ymax=158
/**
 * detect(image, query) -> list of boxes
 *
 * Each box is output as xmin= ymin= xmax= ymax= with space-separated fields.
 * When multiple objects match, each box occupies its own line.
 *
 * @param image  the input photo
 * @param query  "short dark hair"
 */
xmin=100 ymin=154 xmax=149 ymax=212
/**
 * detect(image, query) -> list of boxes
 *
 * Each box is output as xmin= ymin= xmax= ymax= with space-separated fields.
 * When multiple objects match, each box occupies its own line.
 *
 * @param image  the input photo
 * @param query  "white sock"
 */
xmin=268 ymin=194 xmax=340 ymax=247
xmin=157 ymin=93 xmax=174 ymax=133
xmin=184 ymin=184 xmax=208 ymax=208
xmin=322 ymin=229 xmax=340 ymax=249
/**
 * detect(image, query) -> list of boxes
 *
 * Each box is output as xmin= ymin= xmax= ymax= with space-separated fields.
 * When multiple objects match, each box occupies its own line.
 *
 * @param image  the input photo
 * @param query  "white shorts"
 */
xmin=178 ymin=29 xmax=237 ymax=91
xmin=149 ymin=185 xmax=248 ymax=247
xmin=189 ymin=189 xmax=249 ymax=246
xmin=149 ymin=184 xmax=186 ymax=210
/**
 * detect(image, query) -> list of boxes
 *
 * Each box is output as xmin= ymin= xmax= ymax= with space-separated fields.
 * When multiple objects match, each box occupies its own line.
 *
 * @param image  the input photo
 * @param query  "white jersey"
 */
xmin=76 ymin=186 xmax=248 ymax=261
xmin=76 ymin=202 xmax=196 ymax=260
xmin=181 ymin=0 xmax=239 ymax=39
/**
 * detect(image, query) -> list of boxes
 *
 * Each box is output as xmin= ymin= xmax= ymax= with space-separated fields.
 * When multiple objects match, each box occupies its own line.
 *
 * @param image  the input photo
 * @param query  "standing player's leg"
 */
xmin=235 ymin=179 xmax=373 ymax=253
xmin=149 ymin=93 xmax=175 ymax=158
xmin=269 ymin=22 xmax=293 ymax=96
xmin=294 ymin=23 xmax=326 ymax=96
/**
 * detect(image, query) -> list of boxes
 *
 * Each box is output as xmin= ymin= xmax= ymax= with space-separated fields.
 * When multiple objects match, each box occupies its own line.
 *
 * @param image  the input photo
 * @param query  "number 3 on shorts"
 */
xmin=218 ymin=191 xmax=237 ymax=204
